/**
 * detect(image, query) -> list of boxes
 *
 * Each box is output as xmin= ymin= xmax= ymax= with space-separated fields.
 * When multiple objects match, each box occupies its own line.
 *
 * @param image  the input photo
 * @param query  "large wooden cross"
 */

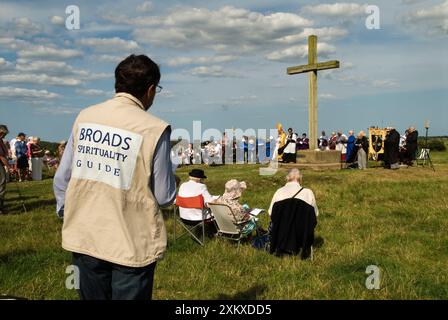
xmin=287 ymin=35 xmax=340 ymax=150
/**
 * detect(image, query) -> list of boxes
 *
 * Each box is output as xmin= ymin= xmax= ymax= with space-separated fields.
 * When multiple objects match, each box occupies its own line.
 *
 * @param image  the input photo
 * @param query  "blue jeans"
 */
xmin=72 ymin=253 xmax=156 ymax=300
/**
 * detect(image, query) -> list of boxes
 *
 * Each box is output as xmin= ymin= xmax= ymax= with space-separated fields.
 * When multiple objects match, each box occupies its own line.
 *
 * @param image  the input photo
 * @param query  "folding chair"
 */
xmin=416 ymin=148 xmax=430 ymax=166
xmin=173 ymin=194 xmax=208 ymax=246
xmin=208 ymin=203 xmax=254 ymax=248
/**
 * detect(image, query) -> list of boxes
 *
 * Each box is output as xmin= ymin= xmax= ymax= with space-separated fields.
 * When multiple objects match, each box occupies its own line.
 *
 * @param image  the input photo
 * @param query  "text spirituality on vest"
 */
xmin=77 ymin=145 xmax=129 ymax=162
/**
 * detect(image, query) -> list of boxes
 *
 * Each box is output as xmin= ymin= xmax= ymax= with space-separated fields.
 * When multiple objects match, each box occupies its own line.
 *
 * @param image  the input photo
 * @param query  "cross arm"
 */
xmin=287 ymin=60 xmax=340 ymax=75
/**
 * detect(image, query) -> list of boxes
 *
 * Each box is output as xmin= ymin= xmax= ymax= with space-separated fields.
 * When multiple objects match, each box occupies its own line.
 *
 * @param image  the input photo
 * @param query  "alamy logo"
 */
xmin=365 ymin=265 xmax=381 ymax=290
xmin=65 ymin=265 xmax=80 ymax=290
xmin=365 ymin=5 xmax=380 ymax=30
xmin=65 ymin=5 xmax=80 ymax=30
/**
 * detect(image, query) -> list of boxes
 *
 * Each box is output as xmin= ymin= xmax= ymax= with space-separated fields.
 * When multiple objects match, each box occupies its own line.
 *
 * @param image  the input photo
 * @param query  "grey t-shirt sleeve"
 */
xmin=150 ymin=126 xmax=176 ymax=207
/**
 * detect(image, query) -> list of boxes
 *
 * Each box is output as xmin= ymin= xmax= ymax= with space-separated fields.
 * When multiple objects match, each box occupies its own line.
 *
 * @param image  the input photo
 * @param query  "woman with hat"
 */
xmin=214 ymin=179 xmax=264 ymax=237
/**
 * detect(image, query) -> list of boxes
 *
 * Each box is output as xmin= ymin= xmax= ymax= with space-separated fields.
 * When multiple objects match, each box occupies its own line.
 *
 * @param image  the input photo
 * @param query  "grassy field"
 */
xmin=0 ymin=149 xmax=447 ymax=300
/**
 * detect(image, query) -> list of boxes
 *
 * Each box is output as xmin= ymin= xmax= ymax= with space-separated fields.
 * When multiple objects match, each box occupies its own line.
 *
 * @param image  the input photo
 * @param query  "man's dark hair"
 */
xmin=0 ymin=125 xmax=8 ymax=135
xmin=115 ymin=54 xmax=161 ymax=99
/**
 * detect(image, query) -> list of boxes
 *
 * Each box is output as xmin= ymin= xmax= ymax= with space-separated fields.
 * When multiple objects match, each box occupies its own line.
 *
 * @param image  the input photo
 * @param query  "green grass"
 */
xmin=1 ymin=152 xmax=448 ymax=300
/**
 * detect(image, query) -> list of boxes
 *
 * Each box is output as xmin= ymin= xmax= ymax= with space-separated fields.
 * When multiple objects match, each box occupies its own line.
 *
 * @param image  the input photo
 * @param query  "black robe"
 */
xmin=405 ymin=130 xmax=418 ymax=160
xmin=384 ymin=129 xmax=400 ymax=166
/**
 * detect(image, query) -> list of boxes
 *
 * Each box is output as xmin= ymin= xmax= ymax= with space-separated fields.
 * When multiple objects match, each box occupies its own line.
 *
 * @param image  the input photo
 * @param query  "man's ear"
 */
xmin=148 ymin=84 xmax=156 ymax=95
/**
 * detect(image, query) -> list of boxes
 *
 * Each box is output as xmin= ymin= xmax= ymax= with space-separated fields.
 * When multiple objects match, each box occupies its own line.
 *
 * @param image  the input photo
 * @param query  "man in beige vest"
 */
xmin=54 ymin=55 xmax=176 ymax=300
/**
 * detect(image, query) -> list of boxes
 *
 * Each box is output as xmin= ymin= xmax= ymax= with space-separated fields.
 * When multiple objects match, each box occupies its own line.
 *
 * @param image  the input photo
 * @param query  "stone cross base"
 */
xmin=297 ymin=150 xmax=342 ymax=163
xmin=279 ymin=150 xmax=343 ymax=171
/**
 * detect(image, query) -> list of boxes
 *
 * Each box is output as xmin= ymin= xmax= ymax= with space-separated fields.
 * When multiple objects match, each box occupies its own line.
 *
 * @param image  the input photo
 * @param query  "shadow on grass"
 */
xmin=314 ymin=236 xmax=325 ymax=248
xmin=0 ymin=249 xmax=37 ymax=264
xmin=215 ymin=284 xmax=267 ymax=300
xmin=4 ymin=199 xmax=56 ymax=215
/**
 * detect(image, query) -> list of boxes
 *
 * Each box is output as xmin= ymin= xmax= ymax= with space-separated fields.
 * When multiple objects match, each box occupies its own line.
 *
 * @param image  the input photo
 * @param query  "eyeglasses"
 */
xmin=156 ymin=85 xmax=163 ymax=93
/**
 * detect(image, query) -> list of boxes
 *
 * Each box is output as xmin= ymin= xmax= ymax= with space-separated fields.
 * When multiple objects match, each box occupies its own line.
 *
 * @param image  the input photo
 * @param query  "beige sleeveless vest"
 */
xmin=62 ymin=93 xmax=169 ymax=267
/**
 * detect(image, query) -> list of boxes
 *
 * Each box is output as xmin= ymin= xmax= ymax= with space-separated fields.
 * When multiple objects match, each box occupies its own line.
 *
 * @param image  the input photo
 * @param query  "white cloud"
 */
xmin=0 ymin=57 xmax=14 ymax=70
xmin=18 ymin=45 xmax=83 ymax=60
xmin=0 ymin=73 xmax=81 ymax=86
xmin=401 ymin=0 xmax=428 ymax=4
xmin=93 ymin=54 xmax=126 ymax=63
xmin=137 ymin=1 xmax=153 ymax=13
xmin=205 ymin=95 xmax=258 ymax=108
xmin=276 ymin=27 xmax=348 ymax=45
xmin=106 ymin=6 xmax=313 ymax=54
xmin=36 ymin=106 xmax=81 ymax=115
xmin=160 ymin=90 xmax=175 ymax=98
xmin=2 ymin=17 xmax=43 ymax=37
xmin=76 ymin=88 xmax=113 ymax=96
xmin=405 ymin=0 xmax=448 ymax=35
xmin=189 ymin=65 xmax=241 ymax=78
xmin=0 ymin=86 xmax=59 ymax=99
xmin=50 ymin=15 xmax=65 ymax=26
xmin=85 ymin=73 xmax=112 ymax=81
xmin=372 ymin=79 xmax=399 ymax=88
xmin=167 ymin=55 xmax=237 ymax=67
xmin=15 ymin=59 xmax=89 ymax=77
xmin=319 ymin=93 xmax=337 ymax=100
xmin=0 ymin=37 xmax=29 ymax=51
xmin=77 ymin=37 xmax=140 ymax=52
xmin=266 ymin=42 xmax=336 ymax=62
xmin=303 ymin=3 xmax=368 ymax=17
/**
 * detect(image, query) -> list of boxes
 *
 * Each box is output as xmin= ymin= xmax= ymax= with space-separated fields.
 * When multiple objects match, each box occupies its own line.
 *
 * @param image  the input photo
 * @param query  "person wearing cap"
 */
xmin=178 ymin=169 xmax=215 ymax=223
xmin=0 ymin=125 xmax=10 ymax=214
xmin=272 ymin=123 xmax=286 ymax=161
xmin=14 ymin=133 xmax=28 ymax=182
xmin=53 ymin=54 xmax=176 ymax=300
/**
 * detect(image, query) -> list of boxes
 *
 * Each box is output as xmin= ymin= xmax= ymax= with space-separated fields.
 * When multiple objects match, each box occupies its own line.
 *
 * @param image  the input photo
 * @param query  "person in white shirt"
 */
xmin=336 ymin=131 xmax=348 ymax=161
xmin=282 ymin=128 xmax=297 ymax=163
xmin=268 ymin=168 xmax=319 ymax=217
xmin=185 ymin=143 xmax=194 ymax=165
xmin=178 ymin=169 xmax=216 ymax=222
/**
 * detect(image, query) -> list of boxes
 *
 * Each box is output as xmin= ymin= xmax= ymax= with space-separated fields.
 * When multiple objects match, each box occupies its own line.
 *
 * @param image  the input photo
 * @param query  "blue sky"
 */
xmin=0 ymin=0 xmax=447 ymax=141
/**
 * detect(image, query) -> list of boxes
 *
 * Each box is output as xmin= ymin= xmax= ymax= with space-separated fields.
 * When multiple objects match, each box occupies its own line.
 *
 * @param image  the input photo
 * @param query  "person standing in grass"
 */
xmin=0 ymin=125 xmax=10 ymax=214
xmin=53 ymin=54 xmax=176 ymax=300
xmin=15 ymin=133 xmax=29 ymax=182
xmin=346 ymin=130 xmax=356 ymax=163
xmin=355 ymin=131 xmax=369 ymax=170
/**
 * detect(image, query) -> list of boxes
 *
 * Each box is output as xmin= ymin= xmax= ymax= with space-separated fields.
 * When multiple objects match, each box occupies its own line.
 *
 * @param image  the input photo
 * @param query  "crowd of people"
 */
xmin=0 ymin=126 xmax=67 ymax=214
xmin=0 ymin=129 xmax=66 ymax=183
xmin=171 ymin=124 xmax=419 ymax=170
xmin=270 ymin=125 xmax=419 ymax=170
